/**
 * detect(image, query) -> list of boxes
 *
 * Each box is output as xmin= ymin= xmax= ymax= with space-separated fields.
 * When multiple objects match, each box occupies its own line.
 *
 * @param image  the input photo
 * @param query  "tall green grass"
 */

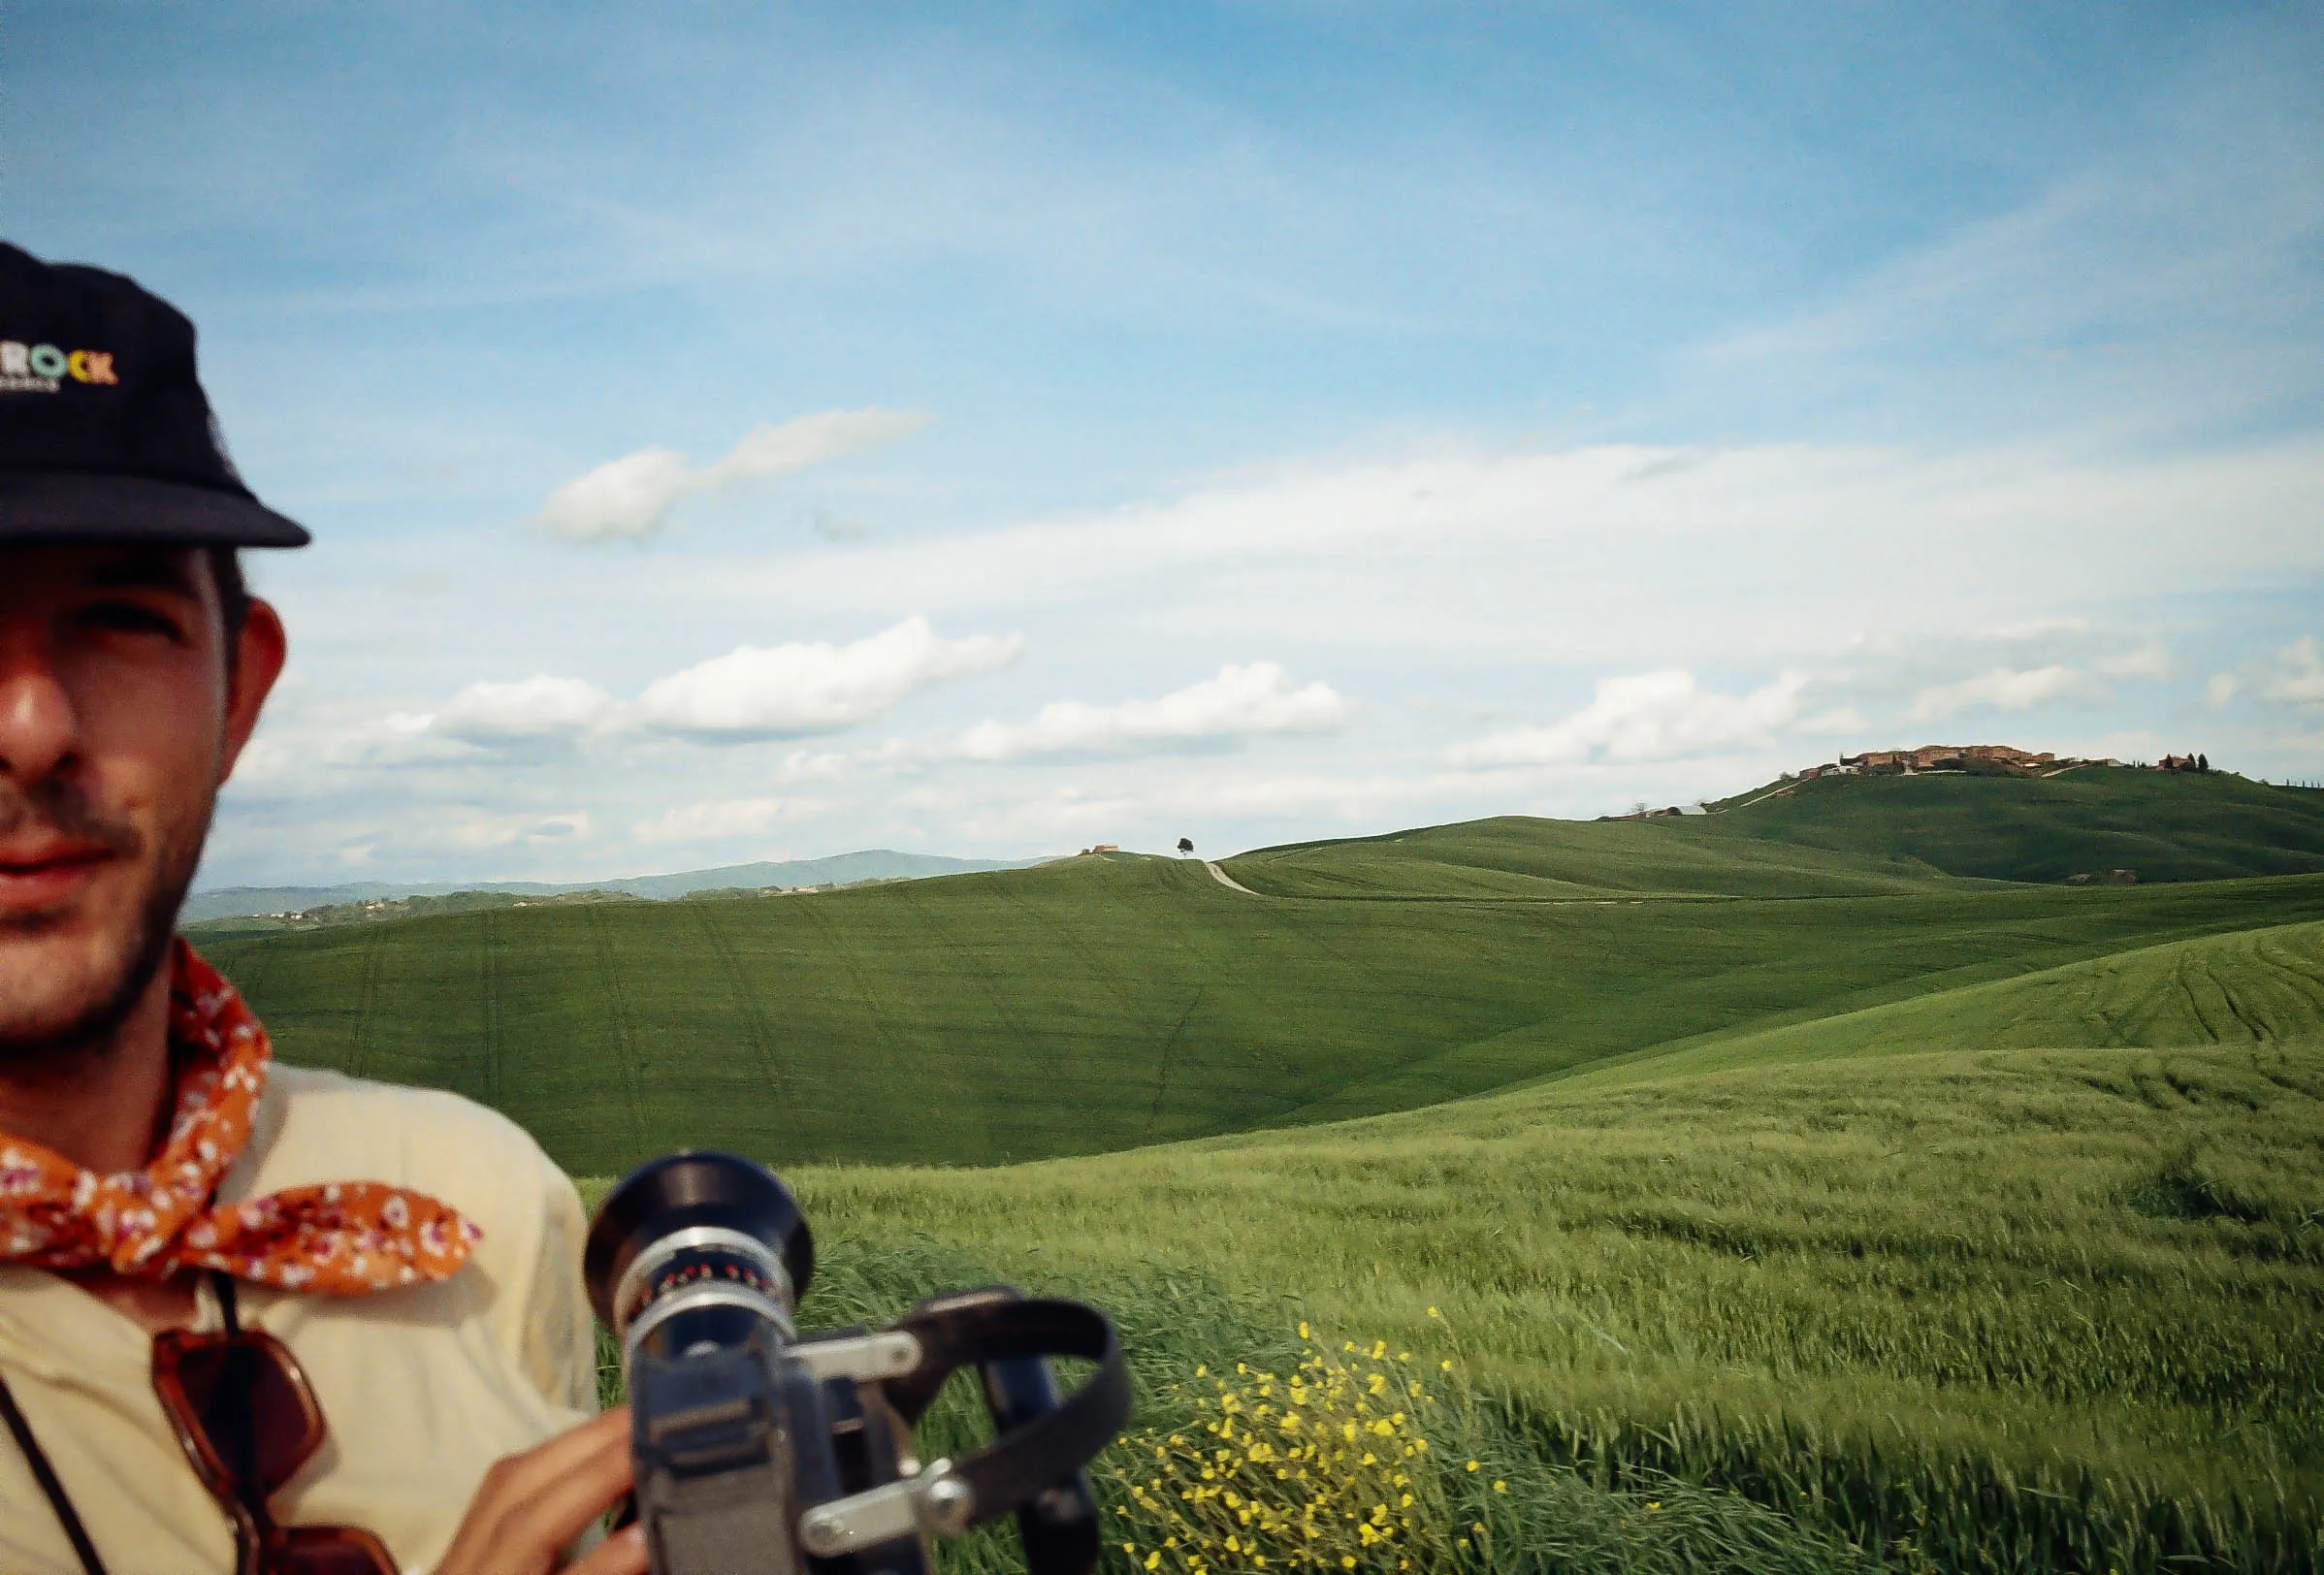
xmin=671 ymin=1034 xmax=2324 ymax=1573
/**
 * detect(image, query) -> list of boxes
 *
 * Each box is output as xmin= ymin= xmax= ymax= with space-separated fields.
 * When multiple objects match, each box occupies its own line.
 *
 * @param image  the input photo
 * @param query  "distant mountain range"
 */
xmin=182 ymin=851 xmax=1050 ymax=922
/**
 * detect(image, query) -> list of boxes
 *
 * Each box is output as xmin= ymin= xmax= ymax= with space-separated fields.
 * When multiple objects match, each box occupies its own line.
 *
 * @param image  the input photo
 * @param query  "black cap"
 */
xmin=0 ymin=241 xmax=308 ymax=549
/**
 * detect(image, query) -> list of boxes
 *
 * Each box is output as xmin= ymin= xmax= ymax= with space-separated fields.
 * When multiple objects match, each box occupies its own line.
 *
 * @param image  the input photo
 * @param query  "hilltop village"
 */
xmin=1609 ymin=743 xmax=2213 ymax=820
xmin=1800 ymin=743 xmax=2116 ymax=779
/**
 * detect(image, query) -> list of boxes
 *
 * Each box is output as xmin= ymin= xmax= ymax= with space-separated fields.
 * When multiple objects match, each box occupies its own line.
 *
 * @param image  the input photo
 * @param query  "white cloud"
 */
xmin=2094 ymin=642 xmax=2174 ymax=680
xmin=775 ymin=750 xmax=849 ymax=784
xmin=1982 ymin=616 xmax=2094 ymax=641
xmin=632 ymin=617 xmax=1022 ymax=739
xmin=271 ymin=620 xmax=1019 ymax=780
xmin=440 ymin=810 xmax=592 ymax=852
xmin=636 ymin=437 xmax=2324 ymax=668
xmin=536 ymin=448 xmax=698 ymax=544
xmin=1909 ymin=664 xmax=2097 ymax=722
xmin=1797 ymin=705 xmax=1866 ymax=736
xmin=632 ymin=796 xmax=791 ymax=844
xmin=705 ymin=410 xmax=927 ymax=486
xmin=431 ymin=675 xmax=618 ymax=742
xmin=946 ymin=662 xmax=1348 ymax=761
xmin=2259 ymin=636 xmax=2324 ymax=705
xmin=536 ymin=408 xmax=927 ymax=542
xmin=210 ymin=424 xmax=2324 ymax=885
xmin=1449 ymin=670 xmax=1809 ymax=769
xmin=2206 ymin=673 xmax=2240 ymax=707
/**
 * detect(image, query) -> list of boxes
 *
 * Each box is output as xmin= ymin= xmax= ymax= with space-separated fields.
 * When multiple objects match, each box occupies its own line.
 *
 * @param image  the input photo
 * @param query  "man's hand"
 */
xmin=434 ymin=1408 xmax=649 ymax=1575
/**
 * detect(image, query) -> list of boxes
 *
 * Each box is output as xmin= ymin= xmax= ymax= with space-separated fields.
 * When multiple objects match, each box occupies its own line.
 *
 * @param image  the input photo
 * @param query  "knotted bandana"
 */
xmin=0 ymin=941 xmax=482 ymax=1294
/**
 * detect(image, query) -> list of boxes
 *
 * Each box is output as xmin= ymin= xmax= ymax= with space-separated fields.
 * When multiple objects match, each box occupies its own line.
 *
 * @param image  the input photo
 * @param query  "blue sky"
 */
xmin=11 ymin=2 xmax=2322 ymax=884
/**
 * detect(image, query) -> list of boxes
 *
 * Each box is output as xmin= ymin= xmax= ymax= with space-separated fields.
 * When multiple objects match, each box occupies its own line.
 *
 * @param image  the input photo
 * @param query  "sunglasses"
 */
xmin=149 ymin=1280 xmax=397 ymax=1575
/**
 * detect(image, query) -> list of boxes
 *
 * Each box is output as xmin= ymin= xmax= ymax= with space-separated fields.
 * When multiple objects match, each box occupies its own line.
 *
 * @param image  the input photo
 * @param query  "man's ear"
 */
xmin=218 ymin=597 xmax=287 ymax=787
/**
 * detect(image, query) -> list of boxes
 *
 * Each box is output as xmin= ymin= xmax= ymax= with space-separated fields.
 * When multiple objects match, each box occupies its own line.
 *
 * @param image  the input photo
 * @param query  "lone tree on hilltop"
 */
xmin=2198 ymin=753 xmax=2210 ymax=772
xmin=1178 ymin=836 xmax=1194 ymax=855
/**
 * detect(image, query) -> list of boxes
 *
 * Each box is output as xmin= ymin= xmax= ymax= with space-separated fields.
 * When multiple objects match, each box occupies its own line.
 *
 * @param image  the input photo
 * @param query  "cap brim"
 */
xmin=0 ymin=471 xmax=310 ymax=548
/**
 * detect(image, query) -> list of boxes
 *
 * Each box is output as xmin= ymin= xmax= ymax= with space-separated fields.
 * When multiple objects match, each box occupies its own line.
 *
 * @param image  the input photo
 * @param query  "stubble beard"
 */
xmin=0 ymin=777 xmax=212 ymax=1069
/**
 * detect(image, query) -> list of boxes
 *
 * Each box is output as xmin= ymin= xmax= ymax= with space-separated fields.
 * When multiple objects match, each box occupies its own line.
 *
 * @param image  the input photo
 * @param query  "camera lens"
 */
xmin=585 ymin=1152 xmax=815 ymax=1359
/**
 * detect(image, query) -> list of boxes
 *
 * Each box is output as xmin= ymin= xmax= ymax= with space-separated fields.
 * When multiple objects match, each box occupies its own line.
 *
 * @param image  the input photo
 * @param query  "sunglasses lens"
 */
xmin=267 ymin=1527 xmax=400 ymax=1575
xmin=169 ymin=1336 xmax=321 ymax=1493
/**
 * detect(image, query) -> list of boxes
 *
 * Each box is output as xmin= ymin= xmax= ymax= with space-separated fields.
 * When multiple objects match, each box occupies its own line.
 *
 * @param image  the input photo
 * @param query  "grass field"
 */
xmin=1700 ymin=768 xmax=2324 ymax=884
xmin=1213 ymin=815 xmax=1972 ymax=900
xmin=1566 ymin=917 xmax=2324 ymax=1085
xmin=206 ymin=852 xmax=2324 ymax=1175
xmin=685 ymin=927 xmax=2324 ymax=1573
xmin=759 ymin=1035 xmax=2324 ymax=1574
xmin=210 ymin=772 xmax=2324 ymax=1569
xmin=197 ymin=771 xmax=2324 ymax=1176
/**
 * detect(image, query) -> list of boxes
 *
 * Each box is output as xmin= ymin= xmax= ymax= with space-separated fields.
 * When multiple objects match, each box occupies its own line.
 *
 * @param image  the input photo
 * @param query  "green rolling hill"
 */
xmin=208 ymin=813 xmax=2324 ymax=1177
xmin=1559 ymin=916 xmax=2324 ymax=1086
xmin=197 ymin=769 xmax=2324 ymax=1573
xmin=1215 ymin=814 xmax=1973 ymax=900
xmin=783 ymin=1036 xmax=2324 ymax=1575
xmin=1702 ymin=766 xmax=2324 ymax=883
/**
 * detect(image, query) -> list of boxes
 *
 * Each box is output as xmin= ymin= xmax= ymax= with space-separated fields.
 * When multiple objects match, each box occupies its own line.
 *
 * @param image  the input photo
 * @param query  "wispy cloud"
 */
xmin=536 ymin=409 xmax=928 ymax=542
xmin=631 ymin=796 xmax=792 ymax=844
xmin=430 ymin=675 xmax=618 ymax=743
xmin=1449 ymin=670 xmax=1809 ymax=769
xmin=380 ymin=618 xmax=1019 ymax=751
xmin=1909 ymin=665 xmax=2100 ymax=723
xmin=633 ymin=618 xmax=1020 ymax=739
xmin=2258 ymin=636 xmax=2324 ymax=706
xmin=940 ymin=663 xmax=1348 ymax=762
xmin=2094 ymin=642 xmax=2173 ymax=680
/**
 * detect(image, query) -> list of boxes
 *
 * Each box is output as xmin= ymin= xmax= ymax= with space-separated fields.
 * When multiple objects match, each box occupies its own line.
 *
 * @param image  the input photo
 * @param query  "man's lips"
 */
xmin=0 ymin=842 xmax=118 ymax=911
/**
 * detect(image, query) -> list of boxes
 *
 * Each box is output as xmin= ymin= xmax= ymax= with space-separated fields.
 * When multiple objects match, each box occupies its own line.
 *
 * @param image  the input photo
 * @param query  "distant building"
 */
xmin=1836 ymin=744 xmax=2075 ymax=778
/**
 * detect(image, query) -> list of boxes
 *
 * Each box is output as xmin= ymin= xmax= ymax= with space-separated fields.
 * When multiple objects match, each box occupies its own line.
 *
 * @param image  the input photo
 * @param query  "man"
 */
xmin=0 ymin=243 xmax=645 ymax=1573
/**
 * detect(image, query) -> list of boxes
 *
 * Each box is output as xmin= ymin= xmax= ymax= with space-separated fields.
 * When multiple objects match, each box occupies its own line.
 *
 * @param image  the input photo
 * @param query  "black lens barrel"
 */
xmin=584 ymin=1151 xmax=816 ymax=1329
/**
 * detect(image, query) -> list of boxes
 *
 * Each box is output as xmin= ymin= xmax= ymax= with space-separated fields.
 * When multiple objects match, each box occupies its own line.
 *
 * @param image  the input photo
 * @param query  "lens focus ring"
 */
xmin=611 ymin=1223 xmax=797 ymax=1339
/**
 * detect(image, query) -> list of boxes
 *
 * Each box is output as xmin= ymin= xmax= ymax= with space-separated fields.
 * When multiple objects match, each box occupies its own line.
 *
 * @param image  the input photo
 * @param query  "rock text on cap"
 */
xmin=0 ymin=340 xmax=118 ymax=394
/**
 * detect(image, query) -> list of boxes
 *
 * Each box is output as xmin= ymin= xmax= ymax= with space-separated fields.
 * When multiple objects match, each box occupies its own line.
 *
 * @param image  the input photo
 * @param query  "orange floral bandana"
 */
xmin=0 ymin=941 xmax=481 ymax=1294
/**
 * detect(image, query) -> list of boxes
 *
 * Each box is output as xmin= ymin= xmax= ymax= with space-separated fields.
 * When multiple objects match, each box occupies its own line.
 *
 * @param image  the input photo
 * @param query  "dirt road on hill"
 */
xmin=1205 ymin=860 xmax=1259 ymax=895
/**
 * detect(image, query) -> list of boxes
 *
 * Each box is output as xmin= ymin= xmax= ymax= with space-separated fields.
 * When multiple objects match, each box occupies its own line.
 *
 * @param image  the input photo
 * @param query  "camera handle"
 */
xmin=928 ymin=1287 xmax=1103 ymax=1575
xmin=794 ymin=1295 xmax=1129 ymax=1568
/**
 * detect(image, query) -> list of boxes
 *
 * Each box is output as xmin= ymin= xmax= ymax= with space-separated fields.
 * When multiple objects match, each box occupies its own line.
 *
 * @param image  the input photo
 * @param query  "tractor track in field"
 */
xmin=895 ymin=884 xmax=1072 ymax=1138
xmin=692 ymin=905 xmax=803 ymax=1148
xmin=344 ymin=927 xmax=387 ymax=1080
xmin=586 ymin=906 xmax=648 ymax=1154
xmin=1142 ymin=987 xmax=1205 ymax=1144
xmin=478 ymin=910 xmax=503 ymax=1106
xmin=993 ymin=883 xmax=1220 ymax=1143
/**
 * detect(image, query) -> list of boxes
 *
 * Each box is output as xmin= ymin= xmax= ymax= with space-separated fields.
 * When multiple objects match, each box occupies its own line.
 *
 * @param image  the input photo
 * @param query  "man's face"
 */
xmin=0 ymin=545 xmax=284 ymax=1054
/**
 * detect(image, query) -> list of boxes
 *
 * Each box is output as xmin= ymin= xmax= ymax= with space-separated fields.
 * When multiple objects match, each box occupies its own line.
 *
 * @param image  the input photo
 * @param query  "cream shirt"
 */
xmin=0 ymin=1064 xmax=598 ymax=1575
